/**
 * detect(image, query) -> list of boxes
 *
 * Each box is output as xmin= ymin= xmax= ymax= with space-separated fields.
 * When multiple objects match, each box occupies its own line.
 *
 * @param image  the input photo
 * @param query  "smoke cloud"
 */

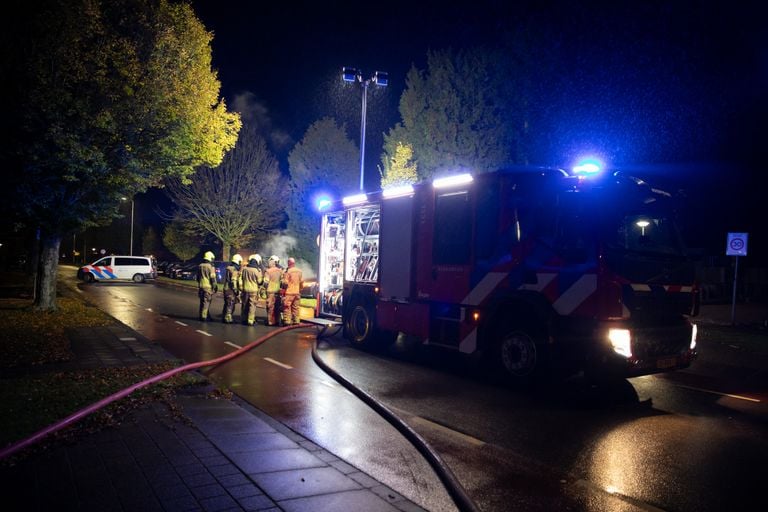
xmin=260 ymin=232 xmax=316 ymax=279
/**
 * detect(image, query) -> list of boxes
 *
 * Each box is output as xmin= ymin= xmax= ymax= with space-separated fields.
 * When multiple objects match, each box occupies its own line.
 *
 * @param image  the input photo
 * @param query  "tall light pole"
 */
xmin=121 ymin=197 xmax=134 ymax=255
xmin=342 ymin=67 xmax=388 ymax=191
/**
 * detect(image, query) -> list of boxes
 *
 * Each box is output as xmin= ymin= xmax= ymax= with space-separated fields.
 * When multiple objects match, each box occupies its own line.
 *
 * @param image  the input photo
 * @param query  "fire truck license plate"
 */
xmin=656 ymin=357 xmax=678 ymax=369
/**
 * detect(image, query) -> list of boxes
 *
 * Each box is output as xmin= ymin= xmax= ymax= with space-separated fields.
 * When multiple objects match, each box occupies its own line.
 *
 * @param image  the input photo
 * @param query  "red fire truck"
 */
xmin=316 ymin=166 xmax=699 ymax=382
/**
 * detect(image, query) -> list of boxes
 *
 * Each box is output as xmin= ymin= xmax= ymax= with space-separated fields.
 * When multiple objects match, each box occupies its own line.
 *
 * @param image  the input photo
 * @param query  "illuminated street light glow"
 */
xmin=636 ymin=219 xmax=650 ymax=236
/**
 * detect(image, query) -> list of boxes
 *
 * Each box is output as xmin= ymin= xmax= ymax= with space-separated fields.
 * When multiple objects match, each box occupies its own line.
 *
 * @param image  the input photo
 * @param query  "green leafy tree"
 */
xmin=382 ymin=48 xmax=524 ymax=181
xmin=379 ymin=141 xmax=418 ymax=188
xmin=287 ymin=117 xmax=359 ymax=263
xmin=165 ymin=125 xmax=287 ymax=261
xmin=141 ymin=226 xmax=162 ymax=257
xmin=2 ymin=0 xmax=240 ymax=310
xmin=162 ymin=219 xmax=200 ymax=262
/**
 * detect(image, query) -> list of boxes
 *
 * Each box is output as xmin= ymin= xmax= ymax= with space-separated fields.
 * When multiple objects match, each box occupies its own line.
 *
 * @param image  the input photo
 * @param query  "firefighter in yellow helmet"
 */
xmin=196 ymin=251 xmax=217 ymax=321
xmin=281 ymin=257 xmax=303 ymax=325
xmin=241 ymin=254 xmax=264 ymax=326
xmin=222 ymin=254 xmax=242 ymax=324
xmin=264 ymin=255 xmax=283 ymax=326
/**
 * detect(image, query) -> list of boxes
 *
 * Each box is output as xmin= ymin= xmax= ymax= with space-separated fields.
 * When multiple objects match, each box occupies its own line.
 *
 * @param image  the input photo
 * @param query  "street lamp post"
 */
xmin=342 ymin=67 xmax=388 ymax=191
xmin=121 ymin=197 xmax=134 ymax=255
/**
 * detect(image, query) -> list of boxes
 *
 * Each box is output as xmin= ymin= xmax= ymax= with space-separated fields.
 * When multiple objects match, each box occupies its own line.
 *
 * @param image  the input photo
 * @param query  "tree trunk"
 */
xmin=33 ymin=233 xmax=61 ymax=312
xmin=221 ymin=243 xmax=230 ymax=262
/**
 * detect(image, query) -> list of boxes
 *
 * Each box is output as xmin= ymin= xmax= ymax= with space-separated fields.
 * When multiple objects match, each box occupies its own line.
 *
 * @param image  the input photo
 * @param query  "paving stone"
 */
xmin=347 ymin=470 xmax=381 ymax=488
xmin=393 ymin=500 xmax=430 ymax=512
xmin=176 ymin=462 xmax=209 ymax=477
xmin=183 ymin=470 xmax=217 ymax=487
xmin=210 ymin=464 xmax=243 ymax=479
xmin=370 ymin=484 xmax=406 ymax=503
xmin=191 ymin=483 xmax=228 ymax=500
xmin=210 ymin=432 xmax=298 ymax=454
xmin=216 ymin=472 xmax=251 ymax=487
xmin=236 ymin=493 xmax=276 ymax=511
xmin=226 ymin=483 xmax=263 ymax=499
xmin=279 ymin=489 xmax=400 ymax=512
xmin=154 ymin=482 xmax=194 ymax=500
xmin=329 ymin=459 xmax=357 ymax=474
xmin=231 ymin=448 xmax=324 ymax=474
xmin=199 ymin=493 xmax=240 ymax=512
xmin=160 ymin=494 xmax=201 ymax=512
xmin=314 ymin=451 xmax=339 ymax=463
xmin=200 ymin=454 xmax=230 ymax=467
xmin=249 ymin=467 xmax=361 ymax=501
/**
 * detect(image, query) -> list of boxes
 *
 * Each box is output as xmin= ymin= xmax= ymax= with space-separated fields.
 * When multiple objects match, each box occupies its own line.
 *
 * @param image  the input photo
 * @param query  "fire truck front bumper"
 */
xmin=588 ymin=319 xmax=698 ymax=378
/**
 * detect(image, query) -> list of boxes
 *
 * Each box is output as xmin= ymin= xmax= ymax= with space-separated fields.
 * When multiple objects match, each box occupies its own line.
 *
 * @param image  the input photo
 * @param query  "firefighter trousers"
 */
xmin=241 ymin=291 xmax=259 ymax=325
xmin=266 ymin=292 xmax=282 ymax=326
xmin=222 ymin=289 xmax=238 ymax=323
xmin=282 ymin=293 xmax=301 ymax=325
xmin=198 ymin=289 xmax=213 ymax=320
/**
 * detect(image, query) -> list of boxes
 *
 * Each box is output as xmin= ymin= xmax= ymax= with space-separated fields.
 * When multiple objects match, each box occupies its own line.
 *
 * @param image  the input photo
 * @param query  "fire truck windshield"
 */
xmin=609 ymin=213 xmax=684 ymax=256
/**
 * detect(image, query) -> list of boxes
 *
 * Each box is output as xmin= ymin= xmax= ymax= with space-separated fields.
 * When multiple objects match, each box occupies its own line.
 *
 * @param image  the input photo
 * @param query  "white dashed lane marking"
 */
xmin=263 ymin=357 xmax=293 ymax=370
xmin=175 ymin=321 xmax=188 ymax=327
xmin=224 ymin=341 xmax=242 ymax=350
xmin=196 ymin=330 xmax=213 ymax=337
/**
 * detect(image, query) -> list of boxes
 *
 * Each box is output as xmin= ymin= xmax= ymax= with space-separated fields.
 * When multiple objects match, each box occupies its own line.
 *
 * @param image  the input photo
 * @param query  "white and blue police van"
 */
xmin=78 ymin=255 xmax=157 ymax=283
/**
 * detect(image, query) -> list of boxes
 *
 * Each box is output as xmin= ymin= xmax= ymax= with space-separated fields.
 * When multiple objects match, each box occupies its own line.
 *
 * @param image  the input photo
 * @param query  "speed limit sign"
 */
xmin=726 ymin=232 xmax=748 ymax=256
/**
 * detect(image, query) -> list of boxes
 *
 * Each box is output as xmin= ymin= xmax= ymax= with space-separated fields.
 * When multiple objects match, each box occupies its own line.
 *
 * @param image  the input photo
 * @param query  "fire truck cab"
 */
xmin=317 ymin=167 xmax=698 ymax=382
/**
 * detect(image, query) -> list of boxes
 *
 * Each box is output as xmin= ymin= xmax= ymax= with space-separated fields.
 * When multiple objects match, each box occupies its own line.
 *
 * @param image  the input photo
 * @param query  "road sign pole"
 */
xmin=730 ymin=255 xmax=739 ymax=326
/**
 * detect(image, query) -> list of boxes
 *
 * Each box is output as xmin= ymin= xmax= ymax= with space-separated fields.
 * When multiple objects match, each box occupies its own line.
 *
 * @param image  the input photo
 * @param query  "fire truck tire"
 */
xmin=347 ymin=303 xmax=375 ymax=346
xmin=132 ymin=273 xmax=145 ymax=283
xmin=83 ymin=272 xmax=95 ymax=283
xmin=495 ymin=326 xmax=547 ymax=383
xmin=346 ymin=300 xmax=396 ymax=349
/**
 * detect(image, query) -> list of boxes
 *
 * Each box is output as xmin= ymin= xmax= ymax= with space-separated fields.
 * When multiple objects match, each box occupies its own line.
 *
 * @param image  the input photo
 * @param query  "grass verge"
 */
xmin=0 ymin=274 xmax=229 ymax=465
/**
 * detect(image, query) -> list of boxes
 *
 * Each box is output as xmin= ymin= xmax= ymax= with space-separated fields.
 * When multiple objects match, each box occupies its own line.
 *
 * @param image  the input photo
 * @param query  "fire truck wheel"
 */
xmin=83 ymin=272 xmax=95 ymax=283
xmin=496 ymin=328 xmax=546 ymax=381
xmin=347 ymin=303 xmax=374 ymax=346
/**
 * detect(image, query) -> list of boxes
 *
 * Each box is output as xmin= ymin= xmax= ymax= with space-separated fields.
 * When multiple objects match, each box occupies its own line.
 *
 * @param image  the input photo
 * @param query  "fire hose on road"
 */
xmin=0 ymin=322 xmax=479 ymax=512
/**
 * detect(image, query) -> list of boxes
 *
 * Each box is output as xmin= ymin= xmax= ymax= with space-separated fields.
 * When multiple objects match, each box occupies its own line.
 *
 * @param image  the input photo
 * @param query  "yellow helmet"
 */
xmin=248 ymin=254 xmax=262 ymax=265
xmin=231 ymin=254 xmax=243 ymax=264
xmin=203 ymin=251 xmax=215 ymax=262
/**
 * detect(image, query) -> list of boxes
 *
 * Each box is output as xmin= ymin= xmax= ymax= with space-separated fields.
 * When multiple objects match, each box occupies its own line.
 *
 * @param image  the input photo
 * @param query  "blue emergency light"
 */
xmin=314 ymin=194 xmax=333 ymax=211
xmin=572 ymin=158 xmax=603 ymax=176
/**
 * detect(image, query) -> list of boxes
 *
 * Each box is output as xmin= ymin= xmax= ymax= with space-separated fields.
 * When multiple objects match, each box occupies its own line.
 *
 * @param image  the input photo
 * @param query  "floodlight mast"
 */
xmin=342 ymin=67 xmax=388 ymax=191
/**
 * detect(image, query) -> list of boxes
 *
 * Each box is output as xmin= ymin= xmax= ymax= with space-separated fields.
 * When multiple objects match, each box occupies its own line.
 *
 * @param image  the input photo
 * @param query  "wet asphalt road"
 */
xmin=63 ymin=270 xmax=768 ymax=512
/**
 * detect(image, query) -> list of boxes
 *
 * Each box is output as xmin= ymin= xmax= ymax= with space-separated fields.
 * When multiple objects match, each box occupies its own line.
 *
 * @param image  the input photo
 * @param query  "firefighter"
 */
xmin=281 ymin=257 xmax=303 ymax=325
xmin=264 ymin=255 xmax=284 ymax=326
xmin=222 ymin=254 xmax=242 ymax=324
xmin=240 ymin=254 xmax=264 ymax=326
xmin=196 ymin=251 xmax=217 ymax=321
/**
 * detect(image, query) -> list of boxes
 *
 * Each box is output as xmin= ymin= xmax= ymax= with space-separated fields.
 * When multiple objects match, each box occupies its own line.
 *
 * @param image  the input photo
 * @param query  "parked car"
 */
xmin=77 ymin=255 xmax=157 ymax=283
xmin=169 ymin=261 xmax=198 ymax=280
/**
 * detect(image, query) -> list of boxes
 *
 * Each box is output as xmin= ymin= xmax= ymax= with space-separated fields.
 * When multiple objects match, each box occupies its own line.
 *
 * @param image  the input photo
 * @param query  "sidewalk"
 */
xmin=0 ymin=322 xmax=428 ymax=512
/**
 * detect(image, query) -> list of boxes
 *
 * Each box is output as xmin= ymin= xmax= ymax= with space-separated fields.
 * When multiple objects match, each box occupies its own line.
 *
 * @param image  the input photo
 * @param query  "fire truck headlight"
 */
xmin=690 ymin=323 xmax=697 ymax=350
xmin=608 ymin=328 xmax=632 ymax=357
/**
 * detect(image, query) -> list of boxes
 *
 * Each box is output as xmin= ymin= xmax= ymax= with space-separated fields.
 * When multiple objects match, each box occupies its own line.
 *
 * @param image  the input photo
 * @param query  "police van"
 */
xmin=78 ymin=255 xmax=157 ymax=283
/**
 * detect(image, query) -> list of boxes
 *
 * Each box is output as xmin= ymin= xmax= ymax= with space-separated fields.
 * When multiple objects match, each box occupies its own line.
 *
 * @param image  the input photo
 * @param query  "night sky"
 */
xmin=187 ymin=0 xmax=765 ymax=259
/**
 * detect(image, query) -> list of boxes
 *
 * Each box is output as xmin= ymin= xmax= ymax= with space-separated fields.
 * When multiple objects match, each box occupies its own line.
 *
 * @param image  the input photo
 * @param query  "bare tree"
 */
xmin=166 ymin=126 xmax=287 ymax=260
